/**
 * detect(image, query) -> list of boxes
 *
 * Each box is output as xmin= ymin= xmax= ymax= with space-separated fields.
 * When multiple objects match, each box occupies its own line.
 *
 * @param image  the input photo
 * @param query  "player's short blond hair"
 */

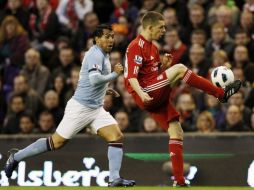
xmin=141 ymin=11 xmax=164 ymax=29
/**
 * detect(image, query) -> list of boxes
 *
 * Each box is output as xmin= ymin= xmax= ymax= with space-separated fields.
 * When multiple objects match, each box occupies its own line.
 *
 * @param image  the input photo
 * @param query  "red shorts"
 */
xmin=131 ymin=72 xmax=180 ymax=131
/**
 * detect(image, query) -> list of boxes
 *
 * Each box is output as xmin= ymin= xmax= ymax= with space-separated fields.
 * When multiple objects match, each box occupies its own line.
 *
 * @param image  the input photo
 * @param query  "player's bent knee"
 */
xmin=51 ymin=133 xmax=68 ymax=150
xmin=175 ymin=64 xmax=187 ymax=78
xmin=105 ymin=131 xmax=124 ymax=142
xmin=166 ymin=64 xmax=188 ymax=82
xmin=98 ymin=124 xmax=124 ymax=142
xmin=53 ymin=140 xmax=66 ymax=149
xmin=110 ymin=131 xmax=124 ymax=142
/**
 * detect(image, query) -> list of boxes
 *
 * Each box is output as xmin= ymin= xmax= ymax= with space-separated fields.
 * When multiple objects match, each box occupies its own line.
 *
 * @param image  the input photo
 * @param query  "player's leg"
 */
xmin=91 ymin=108 xmax=135 ymax=187
xmin=4 ymin=132 xmax=68 ymax=178
xmin=168 ymin=121 xmax=185 ymax=186
xmin=4 ymin=98 xmax=93 ymax=178
xmin=98 ymin=124 xmax=124 ymax=182
xmin=149 ymin=99 xmax=186 ymax=186
xmin=165 ymin=64 xmax=241 ymax=102
xmin=14 ymin=132 xmax=67 ymax=160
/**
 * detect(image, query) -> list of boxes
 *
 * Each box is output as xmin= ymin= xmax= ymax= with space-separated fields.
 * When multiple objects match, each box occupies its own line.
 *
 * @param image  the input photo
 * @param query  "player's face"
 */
xmin=97 ymin=29 xmax=115 ymax=53
xmin=151 ymin=20 xmax=166 ymax=40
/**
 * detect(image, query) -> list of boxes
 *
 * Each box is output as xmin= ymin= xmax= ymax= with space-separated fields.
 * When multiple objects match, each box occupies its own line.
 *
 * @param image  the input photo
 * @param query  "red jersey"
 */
xmin=124 ymin=35 xmax=162 ymax=93
xmin=124 ymin=35 xmax=180 ymax=129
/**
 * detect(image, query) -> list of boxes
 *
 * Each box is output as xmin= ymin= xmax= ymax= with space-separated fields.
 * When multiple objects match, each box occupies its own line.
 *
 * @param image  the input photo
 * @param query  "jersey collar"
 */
xmin=138 ymin=34 xmax=152 ymax=44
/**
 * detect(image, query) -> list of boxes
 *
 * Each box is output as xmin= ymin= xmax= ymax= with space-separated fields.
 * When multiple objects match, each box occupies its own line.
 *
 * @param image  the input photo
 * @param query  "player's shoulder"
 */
xmin=86 ymin=45 xmax=104 ymax=60
xmin=127 ymin=35 xmax=145 ymax=51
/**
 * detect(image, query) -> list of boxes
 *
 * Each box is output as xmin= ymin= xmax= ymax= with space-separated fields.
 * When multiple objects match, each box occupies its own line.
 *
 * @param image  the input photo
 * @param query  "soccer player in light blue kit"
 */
xmin=4 ymin=24 xmax=135 ymax=187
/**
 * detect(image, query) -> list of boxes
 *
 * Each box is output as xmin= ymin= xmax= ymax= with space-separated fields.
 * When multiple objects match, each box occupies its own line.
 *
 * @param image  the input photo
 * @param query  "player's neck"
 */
xmin=140 ymin=31 xmax=152 ymax=42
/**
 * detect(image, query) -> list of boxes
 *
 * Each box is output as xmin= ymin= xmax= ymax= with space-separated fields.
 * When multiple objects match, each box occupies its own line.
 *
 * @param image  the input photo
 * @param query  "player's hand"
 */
xmin=160 ymin=53 xmax=173 ymax=71
xmin=140 ymin=92 xmax=153 ymax=105
xmin=113 ymin=63 xmax=123 ymax=75
xmin=106 ymin=88 xmax=120 ymax=97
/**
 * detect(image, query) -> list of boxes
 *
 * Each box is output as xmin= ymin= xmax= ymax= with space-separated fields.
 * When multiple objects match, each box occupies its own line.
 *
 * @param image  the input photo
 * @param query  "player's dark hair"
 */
xmin=141 ymin=11 xmax=164 ymax=29
xmin=92 ymin=24 xmax=112 ymax=44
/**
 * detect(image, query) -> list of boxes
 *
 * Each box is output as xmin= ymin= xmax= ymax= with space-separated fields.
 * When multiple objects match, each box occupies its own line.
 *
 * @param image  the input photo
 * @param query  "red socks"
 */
xmin=169 ymin=139 xmax=185 ymax=185
xmin=182 ymin=69 xmax=224 ymax=99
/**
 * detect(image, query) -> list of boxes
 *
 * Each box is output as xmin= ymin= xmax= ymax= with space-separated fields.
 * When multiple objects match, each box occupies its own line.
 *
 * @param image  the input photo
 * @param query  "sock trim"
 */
xmin=108 ymin=142 xmax=123 ymax=148
xmin=46 ymin=137 xmax=55 ymax=151
xmin=182 ymin=69 xmax=192 ymax=83
xmin=169 ymin=139 xmax=183 ymax=146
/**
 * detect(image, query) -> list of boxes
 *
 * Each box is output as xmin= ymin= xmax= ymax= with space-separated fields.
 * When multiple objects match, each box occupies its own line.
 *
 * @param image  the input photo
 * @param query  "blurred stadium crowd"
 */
xmin=0 ymin=0 xmax=254 ymax=135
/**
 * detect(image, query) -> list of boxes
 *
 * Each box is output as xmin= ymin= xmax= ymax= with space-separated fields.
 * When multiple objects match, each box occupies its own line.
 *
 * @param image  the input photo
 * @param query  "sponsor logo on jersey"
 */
xmin=134 ymin=55 xmax=143 ymax=65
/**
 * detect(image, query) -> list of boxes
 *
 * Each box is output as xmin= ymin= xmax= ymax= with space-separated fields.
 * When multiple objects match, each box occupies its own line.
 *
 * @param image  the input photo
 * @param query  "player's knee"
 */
xmin=175 ymin=64 xmax=187 ymax=78
xmin=168 ymin=122 xmax=184 ymax=140
xmin=51 ymin=137 xmax=67 ymax=150
xmin=169 ymin=129 xmax=183 ymax=140
xmin=108 ymin=131 xmax=124 ymax=142
xmin=53 ymin=141 xmax=65 ymax=149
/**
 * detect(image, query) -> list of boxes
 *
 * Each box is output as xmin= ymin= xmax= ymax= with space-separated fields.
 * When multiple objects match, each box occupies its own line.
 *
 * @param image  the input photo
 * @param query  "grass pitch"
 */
xmin=0 ymin=187 xmax=252 ymax=190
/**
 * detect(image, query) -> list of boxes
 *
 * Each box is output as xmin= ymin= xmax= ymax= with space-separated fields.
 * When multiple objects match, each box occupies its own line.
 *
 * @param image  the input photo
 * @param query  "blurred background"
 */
xmin=0 ymin=0 xmax=254 ymax=187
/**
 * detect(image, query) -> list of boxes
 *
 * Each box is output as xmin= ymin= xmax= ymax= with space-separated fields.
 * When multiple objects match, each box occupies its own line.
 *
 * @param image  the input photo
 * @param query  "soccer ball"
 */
xmin=211 ymin=66 xmax=234 ymax=88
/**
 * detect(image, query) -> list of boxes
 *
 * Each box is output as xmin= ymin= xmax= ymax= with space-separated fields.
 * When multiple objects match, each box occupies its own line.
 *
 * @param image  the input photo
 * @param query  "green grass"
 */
xmin=0 ymin=187 xmax=252 ymax=190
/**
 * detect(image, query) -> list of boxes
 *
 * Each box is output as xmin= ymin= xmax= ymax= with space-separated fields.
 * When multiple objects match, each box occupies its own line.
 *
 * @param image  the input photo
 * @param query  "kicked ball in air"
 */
xmin=211 ymin=66 xmax=234 ymax=88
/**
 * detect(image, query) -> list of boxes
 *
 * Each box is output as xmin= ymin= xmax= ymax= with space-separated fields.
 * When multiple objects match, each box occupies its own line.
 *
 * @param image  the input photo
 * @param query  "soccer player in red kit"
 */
xmin=124 ymin=11 xmax=241 ymax=187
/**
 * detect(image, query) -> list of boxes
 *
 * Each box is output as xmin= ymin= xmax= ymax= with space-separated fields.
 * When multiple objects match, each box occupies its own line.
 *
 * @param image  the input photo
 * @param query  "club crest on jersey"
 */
xmin=92 ymin=64 xmax=101 ymax=70
xmin=134 ymin=55 xmax=143 ymax=65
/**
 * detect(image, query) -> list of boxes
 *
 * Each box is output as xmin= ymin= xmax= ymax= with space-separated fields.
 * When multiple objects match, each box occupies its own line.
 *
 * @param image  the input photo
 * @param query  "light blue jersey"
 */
xmin=73 ymin=45 xmax=118 ymax=108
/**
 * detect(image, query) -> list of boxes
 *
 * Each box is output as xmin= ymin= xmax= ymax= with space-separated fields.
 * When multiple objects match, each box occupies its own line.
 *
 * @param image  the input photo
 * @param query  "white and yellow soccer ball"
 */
xmin=211 ymin=66 xmax=234 ymax=88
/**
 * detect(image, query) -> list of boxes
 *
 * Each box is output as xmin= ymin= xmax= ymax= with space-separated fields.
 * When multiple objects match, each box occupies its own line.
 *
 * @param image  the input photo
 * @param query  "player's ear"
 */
xmin=95 ymin=36 xmax=100 ymax=45
xmin=147 ymin=24 xmax=153 ymax=32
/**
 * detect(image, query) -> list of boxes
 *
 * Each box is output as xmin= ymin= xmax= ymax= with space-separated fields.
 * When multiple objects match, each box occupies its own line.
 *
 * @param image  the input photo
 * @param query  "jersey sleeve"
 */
xmin=86 ymin=51 xmax=104 ymax=75
xmin=124 ymin=44 xmax=143 ymax=79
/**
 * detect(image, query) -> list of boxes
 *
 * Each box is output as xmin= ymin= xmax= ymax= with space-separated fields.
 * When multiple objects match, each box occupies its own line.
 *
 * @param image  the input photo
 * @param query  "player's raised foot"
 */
xmin=108 ymin=178 xmax=136 ymax=187
xmin=173 ymin=181 xmax=190 ymax=187
xmin=4 ymin=148 xmax=19 ymax=178
xmin=219 ymin=80 xmax=242 ymax=103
